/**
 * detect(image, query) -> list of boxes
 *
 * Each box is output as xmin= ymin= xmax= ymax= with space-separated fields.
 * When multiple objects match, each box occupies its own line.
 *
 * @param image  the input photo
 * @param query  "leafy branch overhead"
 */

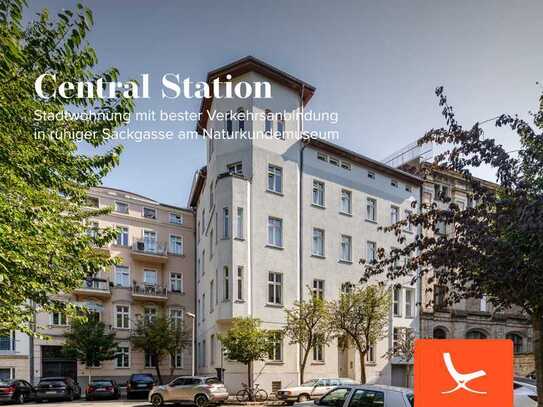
xmin=0 ymin=0 xmax=134 ymax=334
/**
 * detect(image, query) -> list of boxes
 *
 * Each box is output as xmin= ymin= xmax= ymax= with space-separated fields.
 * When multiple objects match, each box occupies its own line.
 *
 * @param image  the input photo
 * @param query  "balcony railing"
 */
xmin=75 ymin=278 xmax=111 ymax=297
xmin=132 ymin=283 xmax=168 ymax=301
xmin=131 ymin=240 xmax=168 ymax=263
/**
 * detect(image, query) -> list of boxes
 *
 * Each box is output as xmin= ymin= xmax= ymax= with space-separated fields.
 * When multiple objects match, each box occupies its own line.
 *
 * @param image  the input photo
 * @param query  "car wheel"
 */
xmin=194 ymin=394 xmax=208 ymax=407
xmin=16 ymin=394 xmax=25 ymax=404
xmin=298 ymin=394 xmax=310 ymax=402
xmin=151 ymin=394 xmax=164 ymax=407
xmin=68 ymin=391 xmax=74 ymax=402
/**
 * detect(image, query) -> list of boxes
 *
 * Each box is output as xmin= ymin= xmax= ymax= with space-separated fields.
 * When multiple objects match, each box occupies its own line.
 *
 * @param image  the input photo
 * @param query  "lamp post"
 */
xmin=186 ymin=312 xmax=196 ymax=376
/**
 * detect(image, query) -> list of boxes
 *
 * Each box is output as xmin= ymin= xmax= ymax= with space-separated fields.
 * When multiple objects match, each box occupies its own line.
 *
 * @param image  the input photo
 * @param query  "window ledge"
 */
xmin=265 ymin=303 xmax=284 ymax=309
xmin=311 ymin=203 xmax=326 ymax=210
xmin=234 ymin=300 xmax=246 ymax=304
xmin=365 ymin=219 xmax=378 ymax=224
xmin=366 ymin=362 xmax=377 ymax=366
xmin=168 ymin=253 xmax=185 ymax=257
xmin=311 ymin=361 xmax=325 ymax=365
xmin=265 ymin=361 xmax=284 ymax=365
xmin=338 ymin=259 xmax=353 ymax=264
xmin=339 ymin=211 xmax=353 ymax=217
xmin=311 ymin=254 xmax=326 ymax=259
xmin=266 ymin=244 xmax=284 ymax=250
xmin=220 ymin=237 xmax=230 ymax=241
xmin=234 ymin=237 xmax=245 ymax=242
xmin=266 ymin=189 xmax=284 ymax=197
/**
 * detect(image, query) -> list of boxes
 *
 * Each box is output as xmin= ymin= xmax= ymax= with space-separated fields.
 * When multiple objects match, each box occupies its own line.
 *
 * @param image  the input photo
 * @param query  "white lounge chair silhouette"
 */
xmin=441 ymin=352 xmax=487 ymax=395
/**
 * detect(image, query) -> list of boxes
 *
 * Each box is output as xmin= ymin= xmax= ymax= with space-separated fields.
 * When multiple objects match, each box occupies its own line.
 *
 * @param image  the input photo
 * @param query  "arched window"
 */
xmin=225 ymin=112 xmax=233 ymax=135
xmin=237 ymin=108 xmax=245 ymax=132
xmin=265 ymin=110 xmax=273 ymax=135
xmin=276 ymin=113 xmax=285 ymax=139
xmin=506 ymin=333 xmax=523 ymax=353
xmin=466 ymin=330 xmax=487 ymax=339
xmin=433 ymin=327 xmax=447 ymax=339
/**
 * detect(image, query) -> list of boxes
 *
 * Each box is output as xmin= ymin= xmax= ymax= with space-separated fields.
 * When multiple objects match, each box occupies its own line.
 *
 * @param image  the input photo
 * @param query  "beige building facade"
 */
xmin=31 ymin=187 xmax=195 ymax=386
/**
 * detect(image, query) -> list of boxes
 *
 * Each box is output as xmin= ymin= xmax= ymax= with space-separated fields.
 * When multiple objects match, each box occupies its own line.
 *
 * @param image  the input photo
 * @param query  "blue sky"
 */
xmin=31 ymin=0 xmax=543 ymax=207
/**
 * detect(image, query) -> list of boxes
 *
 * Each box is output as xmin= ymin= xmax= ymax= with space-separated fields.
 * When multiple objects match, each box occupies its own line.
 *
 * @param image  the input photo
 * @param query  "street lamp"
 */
xmin=186 ymin=312 xmax=196 ymax=376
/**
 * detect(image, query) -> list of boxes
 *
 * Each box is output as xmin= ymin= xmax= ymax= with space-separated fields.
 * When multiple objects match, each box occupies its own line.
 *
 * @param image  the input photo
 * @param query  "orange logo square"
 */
xmin=415 ymin=339 xmax=513 ymax=407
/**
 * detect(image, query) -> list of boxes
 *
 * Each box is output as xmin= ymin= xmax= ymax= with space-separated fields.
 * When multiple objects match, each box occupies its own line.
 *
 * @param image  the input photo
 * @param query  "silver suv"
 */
xmin=149 ymin=376 xmax=229 ymax=407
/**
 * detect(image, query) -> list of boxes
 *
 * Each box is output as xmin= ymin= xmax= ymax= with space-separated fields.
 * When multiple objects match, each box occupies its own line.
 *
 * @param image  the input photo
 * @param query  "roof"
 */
xmin=188 ymin=166 xmax=207 ymax=208
xmin=197 ymin=56 xmax=316 ymax=134
xmin=303 ymin=136 xmax=424 ymax=186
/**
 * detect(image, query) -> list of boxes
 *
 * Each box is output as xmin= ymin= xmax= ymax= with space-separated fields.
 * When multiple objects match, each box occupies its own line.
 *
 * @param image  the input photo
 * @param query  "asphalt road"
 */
xmin=21 ymin=402 xmax=151 ymax=407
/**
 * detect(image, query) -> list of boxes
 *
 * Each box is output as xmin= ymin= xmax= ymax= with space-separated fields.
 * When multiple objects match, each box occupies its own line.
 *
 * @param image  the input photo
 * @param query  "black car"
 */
xmin=85 ymin=379 xmax=120 ymax=401
xmin=127 ymin=374 xmax=155 ymax=399
xmin=0 ymin=379 xmax=35 ymax=404
xmin=35 ymin=377 xmax=81 ymax=402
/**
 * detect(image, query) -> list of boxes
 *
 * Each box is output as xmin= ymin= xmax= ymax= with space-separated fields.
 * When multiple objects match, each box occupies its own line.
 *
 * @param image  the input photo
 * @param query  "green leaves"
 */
xmin=218 ymin=317 xmax=271 ymax=366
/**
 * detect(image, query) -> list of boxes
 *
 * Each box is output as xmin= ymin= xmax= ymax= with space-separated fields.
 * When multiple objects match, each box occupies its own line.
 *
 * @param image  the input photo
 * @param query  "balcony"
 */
xmin=132 ymin=283 xmax=168 ymax=302
xmin=74 ymin=278 xmax=111 ymax=298
xmin=131 ymin=240 xmax=168 ymax=263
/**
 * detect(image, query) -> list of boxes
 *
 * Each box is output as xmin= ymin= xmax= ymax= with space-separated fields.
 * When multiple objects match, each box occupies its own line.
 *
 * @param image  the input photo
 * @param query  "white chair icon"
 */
xmin=441 ymin=352 xmax=487 ymax=395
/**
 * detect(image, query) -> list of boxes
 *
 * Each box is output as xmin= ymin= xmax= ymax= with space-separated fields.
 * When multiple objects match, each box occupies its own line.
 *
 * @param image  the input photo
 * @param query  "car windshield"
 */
xmin=301 ymin=379 xmax=318 ymax=387
xmin=205 ymin=378 xmax=222 ymax=385
xmin=92 ymin=381 xmax=113 ymax=386
xmin=132 ymin=375 xmax=153 ymax=383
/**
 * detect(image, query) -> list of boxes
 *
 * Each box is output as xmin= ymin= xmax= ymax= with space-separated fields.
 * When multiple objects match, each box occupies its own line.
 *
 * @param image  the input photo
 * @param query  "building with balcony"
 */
xmin=32 ymin=186 xmax=195 ymax=385
xmin=188 ymin=57 xmax=423 ymax=392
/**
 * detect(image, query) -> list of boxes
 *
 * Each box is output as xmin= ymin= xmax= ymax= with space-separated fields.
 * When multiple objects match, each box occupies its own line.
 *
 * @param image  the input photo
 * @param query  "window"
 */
xmin=170 ymin=273 xmax=183 ymax=293
xmin=209 ymin=230 xmax=214 ymax=257
xmin=209 ymin=183 xmax=214 ymax=208
xmin=210 ymin=280 xmax=214 ymax=313
xmin=341 ymin=282 xmax=354 ymax=294
xmin=393 ymin=287 xmax=402 ymax=317
xmin=405 ymin=288 xmax=415 ymax=318
xmin=115 ymin=201 xmax=129 ymax=214
xmin=225 ymin=112 xmax=233 ymax=135
xmin=144 ymin=306 xmax=157 ymax=323
xmin=223 ymin=267 xmax=230 ymax=301
xmin=506 ymin=333 xmax=523 ymax=353
xmin=50 ymin=312 xmax=67 ymax=326
xmin=115 ymin=226 xmax=128 ymax=246
xmin=265 ymin=110 xmax=273 ymax=135
xmin=210 ymin=334 xmax=216 ymax=365
xmin=340 ymin=190 xmax=352 ymax=214
xmin=434 ymin=285 xmax=448 ymax=310
xmin=222 ymin=208 xmax=229 ymax=239
xmin=115 ymin=305 xmax=130 ymax=329
xmin=169 ymin=235 xmax=183 ymax=255
xmin=312 ymin=228 xmax=325 ymax=257
xmin=238 ymin=108 xmax=245 ymax=132
xmin=404 ymin=210 xmax=413 ymax=232
xmin=366 ymin=241 xmax=376 ymax=264
xmin=366 ymin=198 xmax=377 ymax=221
xmin=237 ymin=267 xmax=244 ymax=301
xmin=341 ymin=161 xmax=351 ymax=171
xmin=366 ymin=342 xmax=375 ymax=363
xmin=313 ymin=335 xmax=324 ymax=362
xmin=391 ymin=179 xmax=398 ymax=188
xmin=436 ymin=221 xmax=447 ymax=235
xmin=227 ymin=162 xmax=243 ymax=175
xmin=276 ymin=114 xmax=285 ymax=139
xmin=393 ymin=327 xmax=401 ymax=351
xmin=268 ymin=332 xmax=283 ymax=361
xmin=116 ymin=345 xmax=130 ymax=368
xmin=368 ymin=171 xmax=375 ymax=180
xmin=202 ymin=293 xmax=206 ymax=320
xmin=172 ymin=351 xmax=183 ymax=369
xmin=145 ymin=352 xmax=157 ymax=368
xmin=143 ymin=230 xmax=157 ymax=252
xmin=466 ymin=330 xmax=487 ymax=340
xmin=268 ymin=272 xmax=283 ymax=305
xmin=86 ymin=221 xmax=99 ymax=238
xmin=236 ymin=207 xmax=244 ymax=239
xmin=480 ymin=295 xmax=488 ymax=312
xmin=313 ymin=180 xmax=325 ymax=207
xmin=169 ymin=213 xmax=183 ymax=225
xmin=267 ymin=165 xmax=283 ymax=193
xmin=86 ymin=196 xmax=99 ymax=208
xmin=349 ymin=388 xmax=385 ymax=407
xmin=319 ymin=388 xmax=351 ymax=407
xmin=405 ymin=185 xmax=412 ymax=193
xmin=433 ymin=327 xmax=447 ymax=339
xmin=317 ymin=152 xmax=328 ymax=162
xmin=390 ymin=206 xmax=400 ymax=224
xmin=202 ymin=209 xmax=206 ymax=232
xmin=329 ymin=157 xmax=340 ymax=167
xmin=202 ymin=339 xmax=207 ymax=366
xmin=143 ymin=207 xmax=156 ymax=220
xmin=0 ymin=332 xmax=15 ymax=351
xmin=312 ymin=279 xmax=325 ymax=300
xmin=267 ymin=217 xmax=283 ymax=247
xmin=340 ymin=235 xmax=352 ymax=262
xmin=434 ymin=184 xmax=449 ymax=202
xmin=143 ymin=269 xmax=157 ymax=286
xmin=170 ymin=308 xmax=184 ymax=328
xmin=115 ymin=265 xmax=130 ymax=287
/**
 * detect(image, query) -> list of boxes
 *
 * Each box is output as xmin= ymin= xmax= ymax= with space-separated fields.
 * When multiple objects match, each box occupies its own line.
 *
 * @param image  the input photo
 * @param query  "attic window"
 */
xmin=317 ymin=152 xmax=328 ymax=162
xmin=368 ymin=171 xmax=376 ymax=180
xmin=391 ymin=179 xmax=398 ymax=188
xmin=341 ymin=162 xmax=351 ymax=171
xmin=329 ymin=157 xmax=340 ymax=167
xmin=405 ymin=185 xmax=412 ymax=193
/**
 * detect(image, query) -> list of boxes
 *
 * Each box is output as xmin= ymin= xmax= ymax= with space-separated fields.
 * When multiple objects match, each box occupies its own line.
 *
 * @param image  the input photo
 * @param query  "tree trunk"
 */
xmin=248 ymin=361 xmax=254 ymax=401
xmin=532 ymin=311 xmax=543 ymax=407
xmin=359 ymin=350 xmax=367 ymax=384
xmin=155 ymin=356 xmax=163 ymax=385
xmin=300 ymin=347 xmax=311 ymax=384
xmin=405 ymin=364 xmax=412 ymax=388
xmin=88 ymin=366 xmax=92 ymax=387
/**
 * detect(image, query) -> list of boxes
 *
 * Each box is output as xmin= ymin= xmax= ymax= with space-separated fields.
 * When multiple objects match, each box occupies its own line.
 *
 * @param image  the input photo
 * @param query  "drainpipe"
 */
xmin=192 ymin=206 xmax=198 ymax=374
xmin=297 ymin=85 xmax=306 ymax=385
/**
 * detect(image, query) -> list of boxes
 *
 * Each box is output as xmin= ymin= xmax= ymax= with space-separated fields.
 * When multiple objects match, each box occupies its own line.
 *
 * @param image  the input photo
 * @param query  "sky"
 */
xmin=30 ymin=0 xmax=543 ymax=207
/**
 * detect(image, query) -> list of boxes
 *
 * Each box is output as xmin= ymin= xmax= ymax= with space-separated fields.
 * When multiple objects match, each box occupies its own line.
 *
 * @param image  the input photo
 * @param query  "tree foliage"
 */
xmin=0 ymin=0 xmax=134 ymax=335
xmin=283 ymin=289 xmax=332 ymax=383
xmin=328 ymin=285 xmax=390 ymax=384
xmin=365 ymin=87 xmax=543 ymax=403
xmin=385 ymin=327 xmax=415 ymax=388
xmin=63 ymin=316 xmax=117 ymax=381
xmin=130 ymin=314 xmax=189 ymax=384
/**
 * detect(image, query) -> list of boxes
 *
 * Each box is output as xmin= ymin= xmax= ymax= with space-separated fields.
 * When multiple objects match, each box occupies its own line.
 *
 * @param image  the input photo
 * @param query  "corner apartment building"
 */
xmin=188 ymin=57 xmax=423 ymax=392
xmin=384 ymin=142 xmax=533 ymax=375
xmin=32 ymin=186 xmax=195 ymax=385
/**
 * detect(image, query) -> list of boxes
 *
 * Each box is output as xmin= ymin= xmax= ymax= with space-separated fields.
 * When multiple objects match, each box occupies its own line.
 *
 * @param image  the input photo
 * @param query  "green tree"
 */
xmin=218 ymin=317 xmax=271 ymax=398
xmin=64 ymin=316 xmax=117 ymax=383
xmin=0 ymin=1 xmax=134 ymax=335
xmin=365 ymin=87 xmax=543 ymax=404
xmin=283 ymin=289 xmax=332 ymax=383
xmin=328 ymin=285 xmax=390 ymax=384
xmin=130 ymin=314 xmax=189 ymax=384
xmin=385 ymin=327 xmax=415 ymax=388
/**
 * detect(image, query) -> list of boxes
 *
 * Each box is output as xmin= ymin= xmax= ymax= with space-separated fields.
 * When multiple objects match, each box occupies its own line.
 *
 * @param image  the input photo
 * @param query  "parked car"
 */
xmin=277 ymin=378 xmax=358 ymax=403
xmin=35 ymin=377 xmax=81 ymax=402
xmin=514 ymin=377 xmax=537 ymax=407
xmin=85 ymin=379 xmax=120 ymax=401
xmin=294 ymin=384 xmax=413 ymax=407
xmin=0 ymin=379 xmax=35 ymax=404
xmin=127 ymin=373 xmax=155 ymax=399
xmin=149 ymin=376 xmax=229 ymax=407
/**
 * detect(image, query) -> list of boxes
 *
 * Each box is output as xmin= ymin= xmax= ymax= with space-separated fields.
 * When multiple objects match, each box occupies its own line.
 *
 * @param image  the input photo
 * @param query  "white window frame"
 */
xmin=142 ymin=206 xmax=157 ymax=220
xmin=340 ymin=235 xmax=352 ymax=262
xmin=227 ymin=162 xmax=243 ymax=175
xmin=312 ymin=228 xmax=325 ymax=257
xmin=223 ymin=208 xmax=229 ymax=239
xmin=223 ymin=266 xmax=230 ymax=301
xmin=114 ymin=265 xmax=130 ymax=287
xmin=267 ymin=217 xmax=283 ymax=247
xmin=366 ymin=198 xmax=377 ymax=222
xmin=267 ymin=165 xmax=283 ymax=193
xmin=169 ymin=212 xmax=183 ymax=225
xmin=390 ymin=205 xmax=400 ymax=224
xmin=312 ymin=180 xmax=325 ymax=207
xmin=340 ymin=189 xmax=352 ymax=215
xmin=237 ymin=266 xmax=244 ymax=301
xmin=114 ymin=304 xmax=130 ymax=330
xmin=366 ymin=241 xmax=377 ymax=264
xmin=236 ymin=207 xmax=244 ymax=239
xmin=50 ymin=312 xmax=67 ymax=327
xmin=393 ymin=288 xmax=402 ymax=317
xmin=170 ymin=272 xmax=183 ymax=293
xmin=404 ymin=288 xmax=415 ymax=318
xmin=268 ymin=272 xmax=283 ymax=305
xmin=169 ymin=234 xmax=184 ymax=255
xmin=268 ymin=331 xmax=283 ymax=361
xmin=115 ymin=344 xmax=130 ymax=368
xmin=115 ymin=226 xmax=129 ymax=247
xmin=312 ymin=279 xmax=325 ymax=300
xmin=115 ymin=201 xmax=129 ymax=214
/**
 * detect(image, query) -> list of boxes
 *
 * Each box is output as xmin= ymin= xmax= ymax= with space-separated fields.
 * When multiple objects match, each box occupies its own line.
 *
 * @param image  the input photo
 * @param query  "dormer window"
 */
xmin=265 ymin=110 xmax=273 ymax=135
xmin=143 ymin=207 xmax=157 ymax=220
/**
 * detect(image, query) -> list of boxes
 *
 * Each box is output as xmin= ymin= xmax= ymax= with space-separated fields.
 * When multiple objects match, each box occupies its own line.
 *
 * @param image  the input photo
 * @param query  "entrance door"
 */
xmin=41 ymin=346 xmax=77 ymax=380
